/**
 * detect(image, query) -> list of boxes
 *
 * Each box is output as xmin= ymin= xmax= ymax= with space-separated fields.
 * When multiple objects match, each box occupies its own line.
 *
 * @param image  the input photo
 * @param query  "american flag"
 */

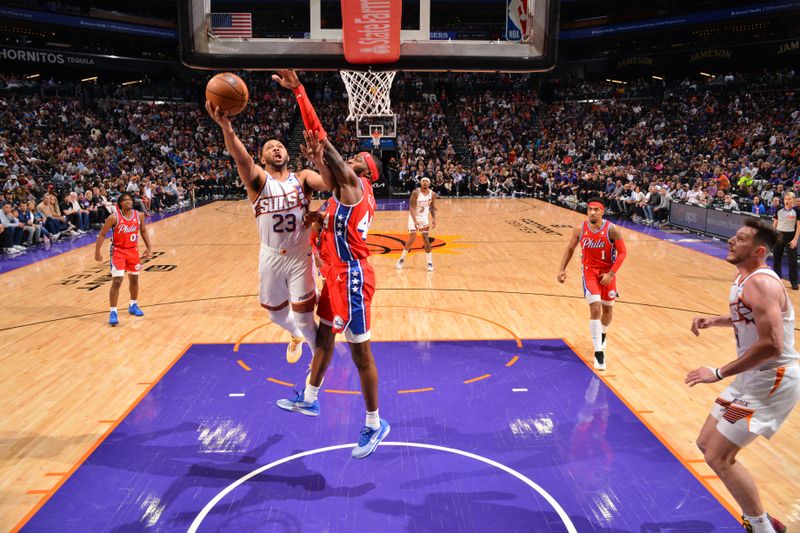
xmin=210 ymin=13 xmax=252 ymax=39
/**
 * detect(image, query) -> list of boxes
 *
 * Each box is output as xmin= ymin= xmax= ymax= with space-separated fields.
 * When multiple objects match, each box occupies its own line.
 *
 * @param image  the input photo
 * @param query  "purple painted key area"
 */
xmin=24 ymin=340 xmax=740 ymax=532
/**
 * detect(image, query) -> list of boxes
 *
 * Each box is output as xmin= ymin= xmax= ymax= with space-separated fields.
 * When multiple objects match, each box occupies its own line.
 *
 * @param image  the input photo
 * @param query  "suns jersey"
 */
xmin=729 ymin=268 xmax=798 ymax=369
xmin=318 ymin=177 xmax=376 ymax=266
xmin=111 ymin=208 xmax=140 ymax=250
xmin=251 ymin=173 xmax=310 ymax=250
xmin=413 ymin=189 xmax=433 ymax=221
xmin=580 ymin=220 xmax=616 ymax=270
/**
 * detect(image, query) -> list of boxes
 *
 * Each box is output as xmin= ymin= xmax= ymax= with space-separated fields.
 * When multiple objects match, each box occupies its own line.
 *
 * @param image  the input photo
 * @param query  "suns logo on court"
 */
xmin=367 ymin=233 xmax=447 ymax=254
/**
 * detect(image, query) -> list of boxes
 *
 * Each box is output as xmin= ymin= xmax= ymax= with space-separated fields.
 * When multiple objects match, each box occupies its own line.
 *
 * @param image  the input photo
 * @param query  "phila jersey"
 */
xmin=252 ymin=173 xmax=310 ymax=250
xmin=111 ymin=208 xmax=140 ymax=250
xmin=729 ymin=268 xmax=798 ymax=369
xmin=580 ymin=220 xmax=616 ymax=270
xmin=319 ymin=177 xmax=376 ymax=266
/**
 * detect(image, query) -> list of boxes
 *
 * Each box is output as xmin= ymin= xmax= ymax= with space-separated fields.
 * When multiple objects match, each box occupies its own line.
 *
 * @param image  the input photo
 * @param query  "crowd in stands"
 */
xmin=2 ymin=67 xmax=799 ymax=253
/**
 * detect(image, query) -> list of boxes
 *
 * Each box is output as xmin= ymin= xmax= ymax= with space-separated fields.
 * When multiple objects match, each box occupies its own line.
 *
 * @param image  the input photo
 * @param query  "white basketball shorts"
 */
xmin=710 ymin=363 xmax=800 ymax=447
xmin=258 ymin=244 xmax=316 ymax=309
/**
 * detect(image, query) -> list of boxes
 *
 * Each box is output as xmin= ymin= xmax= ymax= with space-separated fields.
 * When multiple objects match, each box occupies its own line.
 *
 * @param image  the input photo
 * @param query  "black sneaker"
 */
xmin=792 ymin=284 xmax=798 ymax=290
xmin=593 ymin=351 xmax=606 ymax=370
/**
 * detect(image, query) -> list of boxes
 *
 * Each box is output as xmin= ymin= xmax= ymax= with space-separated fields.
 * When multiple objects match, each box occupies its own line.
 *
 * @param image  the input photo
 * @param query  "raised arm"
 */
xmin=299 ymin=130 xmax=333 ymax=192
xmin=273 ymin=70 xmax=361 ymax=202
xmin=205 ymin=100 xmax=265 ymax=198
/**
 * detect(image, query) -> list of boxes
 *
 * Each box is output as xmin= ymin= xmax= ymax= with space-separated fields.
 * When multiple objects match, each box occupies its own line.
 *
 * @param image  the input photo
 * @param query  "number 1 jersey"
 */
xmin=319 ymin=177 xmax=376 ymax=266
xmin=251 ymin=173 xmax=310 ymax=250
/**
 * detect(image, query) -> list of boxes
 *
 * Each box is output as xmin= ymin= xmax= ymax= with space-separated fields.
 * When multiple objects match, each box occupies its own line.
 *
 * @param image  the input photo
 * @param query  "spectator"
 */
xmin=751 ymin=196 xmax=766 ymax=215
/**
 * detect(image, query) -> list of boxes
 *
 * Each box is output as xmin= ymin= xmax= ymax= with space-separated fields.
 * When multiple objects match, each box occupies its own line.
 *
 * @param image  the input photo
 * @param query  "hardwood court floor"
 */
xmin=1 ymin=198 xmax=798 ymax=530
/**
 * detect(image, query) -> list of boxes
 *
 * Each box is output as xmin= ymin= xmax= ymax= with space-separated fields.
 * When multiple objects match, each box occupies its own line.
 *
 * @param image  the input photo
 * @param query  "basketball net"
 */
xmin=340 ymin=70 xmax=396 ymax=121
xmin=370 ymin=130 xmax=382 ymax=150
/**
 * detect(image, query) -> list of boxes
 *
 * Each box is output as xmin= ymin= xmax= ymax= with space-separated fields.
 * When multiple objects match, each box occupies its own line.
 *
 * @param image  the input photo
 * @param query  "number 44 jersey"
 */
xmin=252 ymin=173 xmax=310 ymax=251
xmin=319 ymin=177 xmax=376 ymax=266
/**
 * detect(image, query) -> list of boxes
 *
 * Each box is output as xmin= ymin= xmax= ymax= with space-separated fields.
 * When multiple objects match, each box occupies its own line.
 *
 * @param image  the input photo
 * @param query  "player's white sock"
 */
xmin=366 ymin=409 xmax=380 ymax=430
xmin=589 ymin=319 xmax=603 ymax=352
xmin=602 ymin=324 xmax=608 ymax=334
xmin=399 ymin=249 xmax=409 ymax=261
xmin=130 ymin=300 xmax=137 ymax=306
xmin=304 ymin=383 xmax=320 ymax=403
xmin=110 ymin=307 xmax=117 ymax=313
xmin=426 ymin=252 xmax=432 ymax=264
xmin=268 ymin=307 xmax=303 ymax=339
xmin=293 ymin=310 xmax=318 ymax=352
xmin=743 ymin=513 xmax=775 ymax=533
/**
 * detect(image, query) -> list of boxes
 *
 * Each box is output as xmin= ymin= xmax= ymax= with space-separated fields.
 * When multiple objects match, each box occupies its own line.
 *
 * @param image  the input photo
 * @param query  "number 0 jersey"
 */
xmin=319 ymin=177 xmax=376 ymax=266
xmin=111 ymin=208 xmax=140 ymax=250
xmin=251 ymin=172 xmax=310 ymax=250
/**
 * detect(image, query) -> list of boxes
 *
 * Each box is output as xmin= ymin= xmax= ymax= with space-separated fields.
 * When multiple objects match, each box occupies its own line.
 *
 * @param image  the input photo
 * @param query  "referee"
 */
xmin=772 ymin=192 xmax=800 ymax=290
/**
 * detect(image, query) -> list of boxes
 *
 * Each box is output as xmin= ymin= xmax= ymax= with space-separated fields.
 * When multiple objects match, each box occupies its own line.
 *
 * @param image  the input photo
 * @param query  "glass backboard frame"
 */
xmin=178 ymin=0 xmax=559 ymax=72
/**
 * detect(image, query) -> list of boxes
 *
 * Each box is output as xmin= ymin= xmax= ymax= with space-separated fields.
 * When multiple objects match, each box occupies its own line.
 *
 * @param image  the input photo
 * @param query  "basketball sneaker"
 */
xmin=109 ymin=310 xmax=119 ymax=327
xmin=742 ymin=514 xmax=786 ymax=533
xmin=427 ymin=263 xmax=434 ymax=272
xmin=602 ymin=332 xmax=607 ymax=351
xmin=276 ymin=390 xmax=320 ymax=416
xmin=128 ymin=303 xmax=144 ymax=317
xmin=352 ymin=419 xmax=391 ymax=459
xmin=396 ymin=258 xmax=405 ymax=269
xmin=593 ymin=351 xmax=606 ymax=370
xmin=286 ymin=335 xmax=304 ymax=364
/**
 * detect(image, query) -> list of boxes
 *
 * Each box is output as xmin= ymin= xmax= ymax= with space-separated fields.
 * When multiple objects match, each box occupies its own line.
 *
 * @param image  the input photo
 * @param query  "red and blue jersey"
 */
xmin=111 ymin=208 xmax=140 ymax=251
xmin=580 ymin=220 xmax=616 ymax=270
xmin=319 ymin=178 xmax=376 ymax=267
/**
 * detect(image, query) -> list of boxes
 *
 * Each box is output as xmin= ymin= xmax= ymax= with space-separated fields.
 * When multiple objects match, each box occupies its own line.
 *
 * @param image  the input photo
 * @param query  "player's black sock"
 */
xmin=601 ymin=333 xmax=606 ymax=345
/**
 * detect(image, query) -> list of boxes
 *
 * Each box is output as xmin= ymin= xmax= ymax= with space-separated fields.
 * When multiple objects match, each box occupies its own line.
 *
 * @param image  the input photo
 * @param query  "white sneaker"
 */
xmin=286 ymin=335 xmax=303 ymax=364
xmin=427 ymin=263 xmax=434 ymax=272
xmin=396 ymin=258 xmax=404 ymax=269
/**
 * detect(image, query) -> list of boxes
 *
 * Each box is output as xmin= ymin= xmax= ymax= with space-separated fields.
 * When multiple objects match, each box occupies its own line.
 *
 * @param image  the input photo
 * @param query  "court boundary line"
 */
xmin=0 ymin=199 xmax=223 ymax=276
xmin=13 ymin=338 xmax=742 ymax=530
xmin=11 ymin=343 xmax=193 ymax=533
xmin=560 ymin=337 xmax=740 ymax=520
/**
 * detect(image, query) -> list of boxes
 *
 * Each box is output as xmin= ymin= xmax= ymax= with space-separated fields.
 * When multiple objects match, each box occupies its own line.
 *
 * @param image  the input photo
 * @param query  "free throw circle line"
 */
xmin=188 ymin=441 xmax=577 ymax=533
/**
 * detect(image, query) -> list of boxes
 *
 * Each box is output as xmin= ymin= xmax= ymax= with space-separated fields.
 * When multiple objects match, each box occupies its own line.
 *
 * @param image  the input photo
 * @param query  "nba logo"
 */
xmin=506 ymin=0 xmax=528 ymax=41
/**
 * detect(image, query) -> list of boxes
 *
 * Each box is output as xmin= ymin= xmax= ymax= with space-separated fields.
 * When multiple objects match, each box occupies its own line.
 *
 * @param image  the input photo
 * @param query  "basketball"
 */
xmin=205 ymin=72 xmax=249 ymax=116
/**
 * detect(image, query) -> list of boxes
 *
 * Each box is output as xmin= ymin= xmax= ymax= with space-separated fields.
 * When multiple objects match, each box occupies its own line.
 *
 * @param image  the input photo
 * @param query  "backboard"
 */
xmin=178 ymin=0 xmax=558 ymax=72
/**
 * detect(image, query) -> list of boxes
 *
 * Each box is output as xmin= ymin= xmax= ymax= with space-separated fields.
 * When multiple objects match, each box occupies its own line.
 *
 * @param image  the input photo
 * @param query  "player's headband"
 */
xmin=420 ymin=177 xmax=431 ymax=184
xmin=588 ymin=201 xmax=605 ymax=211
xmin=359 ymin=152 xmax=379 ymax=183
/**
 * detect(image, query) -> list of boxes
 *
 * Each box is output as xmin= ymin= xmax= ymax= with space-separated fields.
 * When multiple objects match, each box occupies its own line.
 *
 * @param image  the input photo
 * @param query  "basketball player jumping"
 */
xmin=396 ymin=176 xmax=437 ymax=271
xmin=558 ymin=197 xmax=627 ymax=370
xmin=686 ymin=218 xmax=799 ymax=533
xmin=94 ymin=192 xmax=151 ymax=326
xmin=273 ymin=69 xmax=390 ymax=459
xmin=206 ymin=100 xmax=332 ymax=363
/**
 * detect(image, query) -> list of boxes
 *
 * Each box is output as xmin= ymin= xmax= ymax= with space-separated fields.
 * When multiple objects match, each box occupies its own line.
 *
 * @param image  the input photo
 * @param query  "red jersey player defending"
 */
xmin=273 ymin=70 xmax=390 ymax=459
xmin=558 ymin=197 xmax=627 ymax=370
xmin=94 ymin=192 xmax=152 ymax=326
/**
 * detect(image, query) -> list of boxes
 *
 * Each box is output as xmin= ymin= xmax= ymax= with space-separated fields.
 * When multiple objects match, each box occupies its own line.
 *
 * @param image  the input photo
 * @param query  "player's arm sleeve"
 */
xmin=611 ymin=237 xmax=626 ymax=273
xmin=292 ymin=85 xmax=327 ymax=142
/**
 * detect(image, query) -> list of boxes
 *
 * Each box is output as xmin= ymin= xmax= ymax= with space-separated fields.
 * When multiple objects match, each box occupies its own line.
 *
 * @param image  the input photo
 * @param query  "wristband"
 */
xmin=714 ymin=368 xmax=723 ymax=380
